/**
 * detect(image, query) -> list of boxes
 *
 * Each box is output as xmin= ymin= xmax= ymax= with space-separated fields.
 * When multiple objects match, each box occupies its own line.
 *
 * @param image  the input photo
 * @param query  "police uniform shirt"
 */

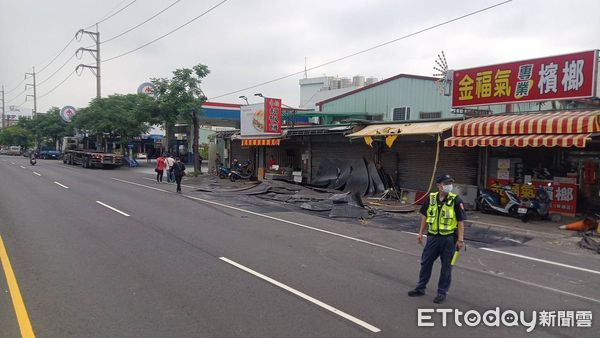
xmin=419 ymin=193 xmax=467 ymax=222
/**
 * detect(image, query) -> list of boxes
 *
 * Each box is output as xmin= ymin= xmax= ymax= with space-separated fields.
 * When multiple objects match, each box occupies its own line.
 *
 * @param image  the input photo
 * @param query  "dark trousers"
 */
xmin=415 ymin=235 xmax=456 ymax=295
xmin=156 ymin=170 xmax=164 ymax=182
xmin=175 ymin=175 xmax=183 ymax=192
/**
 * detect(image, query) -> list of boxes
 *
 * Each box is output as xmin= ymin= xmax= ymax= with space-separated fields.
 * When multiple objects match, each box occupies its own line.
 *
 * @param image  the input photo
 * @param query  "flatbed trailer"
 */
xmin=63 ymin=149 xmax=123 ymax=168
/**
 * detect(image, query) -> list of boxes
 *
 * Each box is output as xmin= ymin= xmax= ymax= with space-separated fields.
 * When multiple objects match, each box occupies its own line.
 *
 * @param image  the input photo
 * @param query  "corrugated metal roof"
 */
xmin=347 ymin=121 xmax=458 ymax=138
xmin=285 ymin=125 xmax=354 ymax=136
xmin=316 ymin=73 xmax=439 ymax=107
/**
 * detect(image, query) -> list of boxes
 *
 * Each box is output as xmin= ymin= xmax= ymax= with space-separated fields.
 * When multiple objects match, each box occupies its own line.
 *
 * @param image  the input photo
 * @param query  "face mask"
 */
xmin=442 ymin=184 xmax=453 ymax=193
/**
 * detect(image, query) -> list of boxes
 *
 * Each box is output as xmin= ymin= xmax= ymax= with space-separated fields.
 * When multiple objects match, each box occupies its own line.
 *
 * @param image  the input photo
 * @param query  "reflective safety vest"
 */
xmin=426 ymin=192 xmax=458 ymax=235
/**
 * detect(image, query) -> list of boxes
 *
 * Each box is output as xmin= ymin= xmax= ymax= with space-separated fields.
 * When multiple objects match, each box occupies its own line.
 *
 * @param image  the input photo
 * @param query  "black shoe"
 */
xmin=408 ymin=289 xmax=426 ymax=297
xmin=433 ymin=294 xmax=446 ymax=304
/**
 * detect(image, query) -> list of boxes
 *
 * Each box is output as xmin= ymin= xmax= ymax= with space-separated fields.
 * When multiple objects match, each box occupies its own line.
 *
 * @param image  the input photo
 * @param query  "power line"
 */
xmin=98 ymin=0 xmax=129 ymax=21
xmin=37 ymin=36 xmax=76 ymax=74
xmin=5 ymin=88 xmax=27 ymax=104
xmin=102 ymin=0 xmax=183 ymax=45
xmin=210 ymin=0 xmax=513 ymax=100
xmin=38 ymin=70 xmax=76 ymax=99
xmin=104 ymin=0 xmax=229 ymax=63
xmin=37 ymin=54 xmax=76 ymax=86
xmin=4 ymin=79 xmax=25 ymax=95
xmin=84 ymin=0 xmax=138 ymax=29
xmin=2 ymin=0 xmax=136 ymax=91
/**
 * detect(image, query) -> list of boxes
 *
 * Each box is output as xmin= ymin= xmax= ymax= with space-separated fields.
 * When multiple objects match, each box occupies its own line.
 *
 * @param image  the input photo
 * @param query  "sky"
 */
xmin=1 ymin=0 xmax=599 ymax=114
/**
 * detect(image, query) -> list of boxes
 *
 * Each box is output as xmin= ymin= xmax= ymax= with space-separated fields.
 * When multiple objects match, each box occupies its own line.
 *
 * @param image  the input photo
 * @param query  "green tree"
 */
xmin=37 ymin=107 xmax=74 ymax=148
xmin=15 ymin=107 xmax=73 ymax=149
xmin=72 ymin=94 xmax=158 ymax=152
xmin=0 ymin=126 xmax=33 ymax=148
xmin=152 ymin=64 xmax=210 ymax=173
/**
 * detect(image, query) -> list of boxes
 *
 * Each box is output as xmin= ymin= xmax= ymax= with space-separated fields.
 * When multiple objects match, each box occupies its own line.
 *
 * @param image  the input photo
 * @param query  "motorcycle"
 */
xmin=229 ymin=168 xmax=252 ymax=181
xmin=229 ymin=159 xmax=253 ymax=182
xmin=30 ymin=155 xmax=37 ymax=166
xmin=520 ymin=184 xmax=551 ymax=222
xmin=475 ymin=185 xmax=550 ymax=222
xmin=216 ymin=165 xmax=231 ymax=179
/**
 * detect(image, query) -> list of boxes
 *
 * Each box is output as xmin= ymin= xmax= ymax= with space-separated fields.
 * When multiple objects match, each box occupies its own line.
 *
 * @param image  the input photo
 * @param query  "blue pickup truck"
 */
xmin=38 ymin=148 xmax=61 ymax=159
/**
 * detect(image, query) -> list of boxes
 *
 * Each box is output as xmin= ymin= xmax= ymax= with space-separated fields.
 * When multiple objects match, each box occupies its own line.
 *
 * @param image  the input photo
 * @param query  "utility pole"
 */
xmin=76 ymin=25 xmax=101 ymax=99
xmin=25 ymin=66 xmax=37 ymax=116
xmin=1 ymin=85 xmax=5 ymax=128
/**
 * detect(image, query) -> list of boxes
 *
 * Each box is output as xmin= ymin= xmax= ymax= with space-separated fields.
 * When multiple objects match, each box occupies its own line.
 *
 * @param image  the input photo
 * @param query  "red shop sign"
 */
xmin=452 ymin=50 xmax=598 ymax=108
xmin=264 ymin=97 xmax=282 ymax=133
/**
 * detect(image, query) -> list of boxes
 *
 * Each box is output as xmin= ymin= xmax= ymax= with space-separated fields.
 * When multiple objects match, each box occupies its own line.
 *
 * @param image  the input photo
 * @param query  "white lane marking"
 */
xmin=110 ymin=177 xmax=600 ymax=303
xmin=95 ymin=201 xmax=130 ymax=217
xmin=120 ymin=177 xmax=412 ymax=255
xmin=480 ymin=248 xmax=600 ymax=276
xmin=402 ymin=231 xmax=427 ymax=237
xmin=19 ymin=166 xmax=26 ymax=169
xmin=467 ymin=219 xmax=560 ymax=238
xmin=184 ymin=194 xmax=412 ymax=255
xmin=141 ymin=177 xmax=200 ymax=189
xmin=54 ymin=181 xmax=69 ymax=189
xmin=220 ymin=257 xmax=381 ymax=333
xmin=112 ymin=178 xmax=169 ymax=192
xmin=409 ymin=232 xmax=600 ymax=276
xmin=483 ymin=270 xmax=600 ymax=304
xmin=10 ymin=162 xmax=15 ymax=165
xmin=33 ymin=172 xmax=42 ymax=176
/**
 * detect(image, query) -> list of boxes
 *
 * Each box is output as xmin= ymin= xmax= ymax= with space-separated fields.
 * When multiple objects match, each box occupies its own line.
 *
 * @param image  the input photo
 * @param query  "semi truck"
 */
xmin=61 ymin=137 xmax=123 ymax=169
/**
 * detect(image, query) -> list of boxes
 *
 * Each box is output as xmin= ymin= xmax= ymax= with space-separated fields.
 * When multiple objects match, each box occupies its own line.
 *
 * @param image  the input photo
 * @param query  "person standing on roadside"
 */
xmin=408 ymin=174 xmax=466 ymax=304
xmin=165 ymin=153 xmax=175 ymax=184
xmin=172 ymin=157 xmax=186 ymax=193
xmin=155 ymin=154 xmax=166 ymax=183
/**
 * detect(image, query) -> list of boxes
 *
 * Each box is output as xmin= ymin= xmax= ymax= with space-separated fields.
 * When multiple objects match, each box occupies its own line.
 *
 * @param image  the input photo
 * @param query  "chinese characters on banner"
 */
xmin=264 ymin=97 xmax=282 ymax=133
xmin=452 ymin=50 xmax=598 ymax=107
xmin=486 ymin=179 xmax=578 ymax=216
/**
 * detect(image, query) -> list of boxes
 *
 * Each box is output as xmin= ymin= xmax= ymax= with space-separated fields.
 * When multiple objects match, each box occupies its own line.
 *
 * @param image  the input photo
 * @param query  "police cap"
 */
xmin=436 ymin=174 xmax=455 ymax=184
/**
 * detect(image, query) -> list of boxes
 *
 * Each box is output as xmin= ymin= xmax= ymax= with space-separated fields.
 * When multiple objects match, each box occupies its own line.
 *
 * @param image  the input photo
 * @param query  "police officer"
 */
xmin=408 ymin=174 xmax=466 ymax=303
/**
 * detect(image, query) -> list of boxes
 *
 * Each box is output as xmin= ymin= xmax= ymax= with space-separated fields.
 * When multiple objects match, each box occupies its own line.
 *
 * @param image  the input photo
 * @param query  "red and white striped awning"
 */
xmin=241 ymin=138 xmax=281 ymax=146
xmin=445 ymin=110 xmax=600 ymax=148
xmin=444 ymin=134 xmax=592 ymax=148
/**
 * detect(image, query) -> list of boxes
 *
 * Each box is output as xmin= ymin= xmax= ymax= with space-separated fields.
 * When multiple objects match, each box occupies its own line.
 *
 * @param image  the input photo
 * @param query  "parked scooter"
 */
xmin=229 ymin=159 xmax=253 ymax=181
xmin=520 ymin=184 xmax=551 ymax=222
xmin=476 ymin=185 xmax=532 ymax=221
xmin=233 ymin=159 xmax=253 ymax=175
xmin=216 ymin=165 xmax=231 ymax=179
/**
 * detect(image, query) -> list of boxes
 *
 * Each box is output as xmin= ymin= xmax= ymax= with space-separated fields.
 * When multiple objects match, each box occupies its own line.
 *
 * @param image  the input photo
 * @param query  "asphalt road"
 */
xmin=0 ymin=155 xmax=598 ymax=337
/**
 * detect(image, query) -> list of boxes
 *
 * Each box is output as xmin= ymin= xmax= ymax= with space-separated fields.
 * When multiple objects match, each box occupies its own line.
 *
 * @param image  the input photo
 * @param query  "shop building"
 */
xmin=317 ymin=73 xmax=453 ymax=121
xmin=444 ymin=110 xmax=600 ymax=215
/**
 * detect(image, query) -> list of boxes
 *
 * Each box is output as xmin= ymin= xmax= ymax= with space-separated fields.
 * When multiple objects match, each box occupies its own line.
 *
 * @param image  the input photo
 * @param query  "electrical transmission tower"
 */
xmin=76 ymin=26 xmax=101 ymax=99
xmin=25 ymin=66 xmax=37 ymax=116
xmin=1 ymin=85 xmax=5 ymax=127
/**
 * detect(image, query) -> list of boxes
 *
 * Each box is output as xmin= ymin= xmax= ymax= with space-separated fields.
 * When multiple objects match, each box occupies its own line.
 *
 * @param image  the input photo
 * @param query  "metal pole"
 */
xmin=96 ymin=24 xmax=101 ymax=99
xmin=76 ymin=28 xmax=101 ymax=99
xmin=32 ymin=66 xmax=37 ymax=115
xmin=1 ymin=85 xmax=5 ymax=128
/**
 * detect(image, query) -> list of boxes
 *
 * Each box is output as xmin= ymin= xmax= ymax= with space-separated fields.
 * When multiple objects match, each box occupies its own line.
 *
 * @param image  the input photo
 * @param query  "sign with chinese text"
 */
xmin=264 ymin=97 xmax=282 ymax=133
xmin=452 ymin=50 xmax=598 ymax=107
xmin=137 ymin=82 xmax=155 ymax=96
xmin=486 ymin=179 xmax=578 ymax=216
xmin=60 ymin=106 xmax=77 ymax=123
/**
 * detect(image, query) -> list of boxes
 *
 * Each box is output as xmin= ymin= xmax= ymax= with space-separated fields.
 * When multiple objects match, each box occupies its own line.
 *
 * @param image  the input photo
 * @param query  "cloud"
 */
xmin=1 ymin=0 xmax=599 ymax=113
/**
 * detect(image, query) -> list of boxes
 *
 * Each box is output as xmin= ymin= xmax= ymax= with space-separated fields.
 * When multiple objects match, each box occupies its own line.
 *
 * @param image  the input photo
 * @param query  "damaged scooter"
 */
xmin=476 ymin=184 xmax=549 ymax=222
